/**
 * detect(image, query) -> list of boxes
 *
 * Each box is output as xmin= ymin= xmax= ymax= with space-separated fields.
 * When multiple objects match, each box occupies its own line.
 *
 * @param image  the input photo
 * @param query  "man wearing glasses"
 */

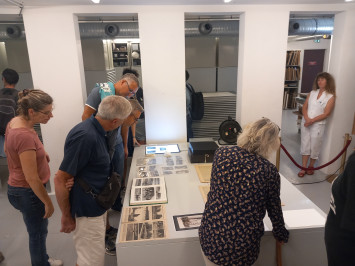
xmin=82 ymin=72 xmax=139 ymax=173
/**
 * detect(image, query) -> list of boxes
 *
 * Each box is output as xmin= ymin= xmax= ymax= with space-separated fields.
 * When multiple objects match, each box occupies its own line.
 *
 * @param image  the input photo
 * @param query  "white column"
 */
xmin=138 ymin=8 xmax=186 ymax=144
xmin=23 ymin=7 xmax=86 ymax=191
xmin=321 ymin=8 xmax=355 ymax=173
xmin=237 ymin=9 xmax=289 ymax=128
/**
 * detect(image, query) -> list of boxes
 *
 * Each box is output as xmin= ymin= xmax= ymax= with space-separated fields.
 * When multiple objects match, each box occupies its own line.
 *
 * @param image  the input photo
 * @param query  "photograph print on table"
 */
xmin=173 ymin=213 xmax=203 ymax=231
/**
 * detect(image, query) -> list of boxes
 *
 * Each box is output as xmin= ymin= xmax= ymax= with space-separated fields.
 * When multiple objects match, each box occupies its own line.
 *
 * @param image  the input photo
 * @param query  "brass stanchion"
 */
xmin=276 ymin=241 xmax=282 ymax=266
xmin=276 ymin=137 xmax=281 ymax=171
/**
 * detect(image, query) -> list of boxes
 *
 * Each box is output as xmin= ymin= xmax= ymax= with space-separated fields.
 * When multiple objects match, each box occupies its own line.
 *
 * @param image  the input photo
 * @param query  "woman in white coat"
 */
xmin=298 ymin=72 xmax=336 ymax=177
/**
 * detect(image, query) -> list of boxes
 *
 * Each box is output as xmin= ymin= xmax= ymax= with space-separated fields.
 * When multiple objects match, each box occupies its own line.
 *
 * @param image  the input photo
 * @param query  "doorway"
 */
xmin=185 ymin=14 xmax=240 ymax=140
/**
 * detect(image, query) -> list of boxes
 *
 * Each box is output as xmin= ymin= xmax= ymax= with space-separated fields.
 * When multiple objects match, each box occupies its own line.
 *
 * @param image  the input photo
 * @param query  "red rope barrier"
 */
xmin=280 ymin=139 xmax=352 ymax=171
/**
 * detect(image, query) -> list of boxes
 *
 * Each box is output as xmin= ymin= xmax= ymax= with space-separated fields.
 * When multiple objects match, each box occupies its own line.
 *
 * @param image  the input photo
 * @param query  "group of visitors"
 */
xmin=1 ymin=66 xmax=354 ymax=266
xmin=1 ymin=68 xmax=143 ymax=265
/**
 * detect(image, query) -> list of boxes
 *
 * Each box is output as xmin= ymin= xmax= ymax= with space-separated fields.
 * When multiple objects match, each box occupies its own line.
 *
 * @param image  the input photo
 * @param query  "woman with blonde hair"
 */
xmin=5 ymin=89 xmax=62 ymax=266
xmin=299 ymin=72 xmax=336 ymax=177
xmin=199 ymin=117 xmax=289 ymax=266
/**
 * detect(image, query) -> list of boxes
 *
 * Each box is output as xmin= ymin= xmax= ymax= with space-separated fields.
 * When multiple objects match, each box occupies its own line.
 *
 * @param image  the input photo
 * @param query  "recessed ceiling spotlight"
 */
xmin=91 ymin=0 xmax=100 ymax=3
xmin=224 ymin=0 xmax=232 ymax=3
xmin=345 ymin=0 xmax=354 ymax=2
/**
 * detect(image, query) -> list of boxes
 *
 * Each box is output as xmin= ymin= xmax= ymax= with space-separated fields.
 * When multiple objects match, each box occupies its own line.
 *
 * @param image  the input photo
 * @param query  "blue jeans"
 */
xmin=7 ymin=185 xmax=50 ymax=266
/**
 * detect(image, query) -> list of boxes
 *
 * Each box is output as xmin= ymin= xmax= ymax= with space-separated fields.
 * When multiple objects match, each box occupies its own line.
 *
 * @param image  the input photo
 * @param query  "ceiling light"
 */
xmin=113 ymin=39 xmax=140 ymax=43
xmin=345 ymin=0 xmax=354 ymax=2
xmin=91 ymin=0 xmax=100 ymax=3
xmin=224 ymin=0 xmax=232 ymax=3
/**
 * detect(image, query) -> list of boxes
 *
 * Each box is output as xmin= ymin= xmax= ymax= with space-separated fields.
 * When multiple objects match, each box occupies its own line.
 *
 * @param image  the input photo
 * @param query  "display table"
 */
xmin=116 ymin=143 xmax=327 ymax=266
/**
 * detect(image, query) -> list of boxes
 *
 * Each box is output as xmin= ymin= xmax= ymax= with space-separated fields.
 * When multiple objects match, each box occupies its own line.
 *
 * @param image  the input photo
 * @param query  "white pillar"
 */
xmin=321 ymin=8 xmax=355 ymax=173
xmin=139 ymin=8 xmax=186 ymax=144
xmin=237 ymin=9 xmax=289 ymax=128
xmin=23 ymin=7 xmax=86 ymax=191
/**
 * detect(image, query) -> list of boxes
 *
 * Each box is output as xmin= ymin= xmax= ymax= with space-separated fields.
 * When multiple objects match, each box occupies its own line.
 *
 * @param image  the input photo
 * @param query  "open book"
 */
xmin=130 ymin=176 xmax=168 ymax=206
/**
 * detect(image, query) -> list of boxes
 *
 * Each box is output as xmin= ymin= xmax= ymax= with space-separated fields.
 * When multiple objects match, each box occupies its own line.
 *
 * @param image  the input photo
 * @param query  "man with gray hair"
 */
xmin=82 ymin=74 xmax=141 ymax=254
xmin=54 ymin=95 xmax=132 ymax=266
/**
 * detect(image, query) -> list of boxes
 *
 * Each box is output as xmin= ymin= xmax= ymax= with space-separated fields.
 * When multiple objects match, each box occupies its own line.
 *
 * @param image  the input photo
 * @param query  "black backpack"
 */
xmin=0 ymin=88 xmax=18 ymax=135
xmin=187 ymin=83 xmax=204 ymax=120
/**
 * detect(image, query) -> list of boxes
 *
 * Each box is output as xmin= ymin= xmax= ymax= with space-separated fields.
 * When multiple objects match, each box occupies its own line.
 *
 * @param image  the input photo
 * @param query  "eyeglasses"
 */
xmin=37 ymin=109 xmax=53 ymax=116
xmin=124 ymin=113 xmax=140 ymax=127
xmin=124 ymin=80 xmax=137 ymax=97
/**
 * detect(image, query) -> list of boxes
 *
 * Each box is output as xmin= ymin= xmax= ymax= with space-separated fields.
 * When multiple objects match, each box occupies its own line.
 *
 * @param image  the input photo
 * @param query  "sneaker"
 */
xmin=105 ymin=238 xmax=116 ymax=256
xmin=106 ymin=226 xmax=118 ymax=239
xmin=48 ymin=257 xmax=63 ymax=266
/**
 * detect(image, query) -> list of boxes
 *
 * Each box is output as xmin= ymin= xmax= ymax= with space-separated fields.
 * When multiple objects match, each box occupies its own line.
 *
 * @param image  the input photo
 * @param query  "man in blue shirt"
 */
xmin=54 ymin=95 xmax=132 ymax=266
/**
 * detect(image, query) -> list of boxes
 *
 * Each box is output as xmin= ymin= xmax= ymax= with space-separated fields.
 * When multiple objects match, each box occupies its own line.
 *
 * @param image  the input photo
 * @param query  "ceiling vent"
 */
xmin=198 ymin=22 xmax=213 ymax=35
xmin=288 ymin=18 xmax=334 ymax=35
xmin=104 ymin=24 xmax=119 ymax=37
xmin=6 ymin=25 xmax=21 ymax=38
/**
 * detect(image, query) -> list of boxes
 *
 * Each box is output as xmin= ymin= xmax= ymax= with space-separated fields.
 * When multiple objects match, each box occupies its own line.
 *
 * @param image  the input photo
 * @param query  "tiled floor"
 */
xmin=0 ymin=110 xmax=333 ymax=265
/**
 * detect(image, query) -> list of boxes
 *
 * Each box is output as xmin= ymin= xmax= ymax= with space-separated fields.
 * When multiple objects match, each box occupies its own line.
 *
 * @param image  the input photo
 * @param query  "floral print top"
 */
xmin=199 ymin=146 xmax=289 ymax=266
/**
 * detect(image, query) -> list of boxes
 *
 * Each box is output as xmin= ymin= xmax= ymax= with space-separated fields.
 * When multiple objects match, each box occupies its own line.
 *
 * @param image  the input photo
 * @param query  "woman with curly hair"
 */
xmin=199 ymin=117 xmax=289 ymax=266
xmin=298 ymin=72 xmax=336 ymax=177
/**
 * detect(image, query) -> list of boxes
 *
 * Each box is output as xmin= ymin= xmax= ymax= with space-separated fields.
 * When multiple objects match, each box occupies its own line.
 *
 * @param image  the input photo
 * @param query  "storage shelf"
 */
xmin=283 ymin=50 xmax=301 ymax=109
xmin=112 ymin=42 xmax=141 ymax=66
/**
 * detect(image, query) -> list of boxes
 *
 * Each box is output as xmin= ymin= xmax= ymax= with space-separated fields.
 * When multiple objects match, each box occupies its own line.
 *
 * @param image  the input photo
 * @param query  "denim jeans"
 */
xmin=7 ymin=185 xmax=50 ymax=266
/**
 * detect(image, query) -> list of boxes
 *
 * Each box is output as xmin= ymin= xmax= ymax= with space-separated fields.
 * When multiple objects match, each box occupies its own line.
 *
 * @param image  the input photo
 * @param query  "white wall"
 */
xmin=139 ymin=8 xmax=186 ymax=143
xmin=237 ymin=8 xmax=289 ymax=128
xmin=23 ymin=7 xmax=87 ymax=190
xmin=321 ymin=9 xmax=355 ymax=173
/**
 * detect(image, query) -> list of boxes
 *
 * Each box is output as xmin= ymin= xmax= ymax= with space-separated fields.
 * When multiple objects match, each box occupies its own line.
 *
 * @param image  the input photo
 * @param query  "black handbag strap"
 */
xmin=77 ymin=177 xmax=98 ymax=199
xmin=77 ymin=135 xmax=116 ymax=200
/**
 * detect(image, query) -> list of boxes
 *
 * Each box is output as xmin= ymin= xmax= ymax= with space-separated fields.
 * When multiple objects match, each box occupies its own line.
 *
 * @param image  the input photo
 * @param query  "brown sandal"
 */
xmin=306 ymin=168 xmax=314 ymax=175
xmin=298 ymin=170 xmax=306 ymax=177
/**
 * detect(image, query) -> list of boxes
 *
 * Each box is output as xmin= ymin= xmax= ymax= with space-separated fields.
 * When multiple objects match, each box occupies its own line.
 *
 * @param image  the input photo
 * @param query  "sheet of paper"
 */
xmin=199 ymin=185 xmax=210 ymax=203
xmin=283 ymin=209 xmax=325 ymax=228
xmin=195 ymin=164 xmax=212 ymax=183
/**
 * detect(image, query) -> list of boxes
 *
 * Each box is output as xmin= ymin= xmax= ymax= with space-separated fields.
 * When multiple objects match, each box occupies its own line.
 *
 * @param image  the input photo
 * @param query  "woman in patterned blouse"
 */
xmin=199 ymin=117 xmax=289 ymax=266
